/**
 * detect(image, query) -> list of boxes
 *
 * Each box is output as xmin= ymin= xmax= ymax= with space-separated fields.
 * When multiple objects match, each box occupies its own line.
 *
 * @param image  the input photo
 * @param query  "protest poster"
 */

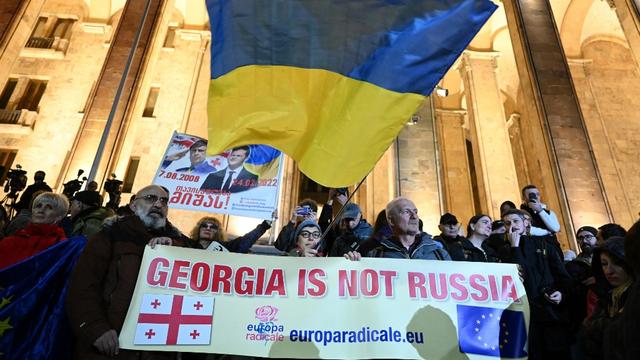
xmin=119 ymin=246 xmax=530 ymax=359
xmin=153 ymin=132 xmax=283 ymax=220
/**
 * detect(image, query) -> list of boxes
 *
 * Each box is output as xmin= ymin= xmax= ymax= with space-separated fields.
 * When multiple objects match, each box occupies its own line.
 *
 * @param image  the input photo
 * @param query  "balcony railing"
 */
xmin=0 ymin=109 xmax=37 ymax=129
xmin=0 ymin=109 xmax=21 ymax=124
xmin=26 ymin=36 xmax=55 ymax=49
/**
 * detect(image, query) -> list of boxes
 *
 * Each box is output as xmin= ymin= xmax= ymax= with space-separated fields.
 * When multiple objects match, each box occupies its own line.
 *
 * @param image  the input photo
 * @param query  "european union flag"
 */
xmin=0 ymin=236 xmax=87 ymax=359
xmin=457 ymin=304 xmax=528 ymax=358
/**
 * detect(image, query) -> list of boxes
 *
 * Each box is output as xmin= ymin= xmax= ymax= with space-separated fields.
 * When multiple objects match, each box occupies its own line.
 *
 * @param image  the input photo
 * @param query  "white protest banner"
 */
xmin=120 ymin=246 xmax=530 ymax=359
xmin=153 ymin=132 xmax=283 ymax=219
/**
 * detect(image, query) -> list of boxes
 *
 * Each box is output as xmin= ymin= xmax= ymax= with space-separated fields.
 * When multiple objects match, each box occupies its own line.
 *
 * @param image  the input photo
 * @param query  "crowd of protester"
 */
xmin=0 ymin=170 xmax=638 ymax=360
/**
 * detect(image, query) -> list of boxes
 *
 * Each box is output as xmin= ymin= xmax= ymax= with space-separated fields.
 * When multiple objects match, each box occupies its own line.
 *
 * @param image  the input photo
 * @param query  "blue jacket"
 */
xmin=367 ymin=233 xmax=451 ymax=260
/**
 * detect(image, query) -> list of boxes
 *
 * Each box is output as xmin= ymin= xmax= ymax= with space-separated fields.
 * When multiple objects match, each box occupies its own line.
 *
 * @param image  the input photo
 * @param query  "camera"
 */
xmin=2 ymin=165 xmax=28 ymax=198
xmin=62 ymin=169 xmax=87 ymax=200
xmin=335 ymin=187 xmax=348 ymax=196
xmin=104 ymin=174 xmax=123 ymax=210
xmin=296 ymin=206 xmax=312 ymax=216
xmin=528 ymin=192 xmax=538 ymax=201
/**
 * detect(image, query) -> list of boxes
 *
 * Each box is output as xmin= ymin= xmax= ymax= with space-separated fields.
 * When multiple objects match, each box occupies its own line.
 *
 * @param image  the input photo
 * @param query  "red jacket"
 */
xmin=0 ymin=222 xmax=67 ymax=269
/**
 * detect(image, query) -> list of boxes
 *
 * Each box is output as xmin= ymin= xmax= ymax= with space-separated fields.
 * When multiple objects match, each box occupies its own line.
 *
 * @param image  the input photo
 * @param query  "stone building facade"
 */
xmin=1 ymin=0 xmax=639 ymax=250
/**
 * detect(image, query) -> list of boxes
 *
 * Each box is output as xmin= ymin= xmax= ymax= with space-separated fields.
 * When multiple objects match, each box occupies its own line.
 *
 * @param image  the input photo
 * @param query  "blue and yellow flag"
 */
xmin=206 ymin=0 xmax=496 ymax=187
xmin=0 ymin=237 xmax=87 ymax=359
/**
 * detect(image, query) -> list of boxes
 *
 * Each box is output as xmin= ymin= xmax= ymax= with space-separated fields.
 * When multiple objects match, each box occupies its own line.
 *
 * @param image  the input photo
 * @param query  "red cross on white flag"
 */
xmin=134 ymin=294 xmax=214 ymax=345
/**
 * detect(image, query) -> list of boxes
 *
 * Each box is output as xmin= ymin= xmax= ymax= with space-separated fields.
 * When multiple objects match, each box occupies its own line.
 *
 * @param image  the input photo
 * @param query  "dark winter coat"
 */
xmin=507 ymin=234 xmax=572 ymax=323
xmin=448 ymin=238 xmax=500 ymax=262
xmin=582 ymin=237 xmax=635 ymax=360
xmin=329 ymin=220 xmax=373 ymax=256
xmin=66 ymin=215 xmax=188 ymax=360
xmin=433 ymin=234 xmax=465 ymax=259
xmin=367 ymin=233 xmax=451 ymax=260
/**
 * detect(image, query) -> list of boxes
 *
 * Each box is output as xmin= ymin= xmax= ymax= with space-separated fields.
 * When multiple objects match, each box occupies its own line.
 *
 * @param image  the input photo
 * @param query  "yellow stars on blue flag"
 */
xmin=456 ymin=304 xmax=528 ymax=358
xmin=0 ymin=296 xmax=12 ymax=310
xmin=0 ymin=317 xmax=12 ymax=337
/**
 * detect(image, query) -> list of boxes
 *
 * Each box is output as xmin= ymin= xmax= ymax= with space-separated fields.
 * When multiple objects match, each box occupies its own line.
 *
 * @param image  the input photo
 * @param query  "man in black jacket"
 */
xmin=503 ymin=209 xmax=572 ymax=359
xmin=14 ymin=170 xmax=52 ymax=212
xmin=433 ymin=213 xmax=465 ymax=257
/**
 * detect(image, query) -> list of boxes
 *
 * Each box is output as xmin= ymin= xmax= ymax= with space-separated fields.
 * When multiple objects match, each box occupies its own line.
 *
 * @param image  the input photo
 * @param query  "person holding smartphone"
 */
xmin=273 ymin=198 xmax=319 ymax=252
xmin=503 ymin=208 xmax=572 ymax=359
xmin=521 ymin=185 xmax=561 ymax=236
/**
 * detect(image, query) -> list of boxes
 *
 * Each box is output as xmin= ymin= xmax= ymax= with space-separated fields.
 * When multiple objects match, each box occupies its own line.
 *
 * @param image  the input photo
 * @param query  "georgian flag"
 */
xmin=134 ymin=294 xmax=214 ymax=345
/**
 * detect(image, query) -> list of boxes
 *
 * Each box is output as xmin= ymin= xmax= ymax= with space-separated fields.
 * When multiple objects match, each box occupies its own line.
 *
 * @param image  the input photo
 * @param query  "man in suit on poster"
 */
xmin=200 ymin=146 xmax=258 ymax=193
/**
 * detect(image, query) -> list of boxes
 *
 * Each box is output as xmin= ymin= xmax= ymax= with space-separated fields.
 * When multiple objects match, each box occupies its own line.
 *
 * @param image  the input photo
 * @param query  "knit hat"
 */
xmin=294 ymin=220 xmax=321 ymax=239
xmin=72 ymin=190 xmax=102 ymax=207
xmin=576 ymin=226 xmax=598 ymax=238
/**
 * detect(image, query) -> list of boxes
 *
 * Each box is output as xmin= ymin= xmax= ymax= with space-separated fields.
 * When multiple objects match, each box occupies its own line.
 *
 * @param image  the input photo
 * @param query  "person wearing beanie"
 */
xmin=328 ymin=203 xmax=372 ymax=257
xmin=68 ymin=190 xmax=114 ymax=238
xmin=565 ymin=226 xmax=607 ymax=348
xmin=581 ymin=237 xmax=635 ymax=360
xmin=290 ymin=220 xmax=323 ymax=257
xmin=576 ymin=226 xmax=598 ymax=265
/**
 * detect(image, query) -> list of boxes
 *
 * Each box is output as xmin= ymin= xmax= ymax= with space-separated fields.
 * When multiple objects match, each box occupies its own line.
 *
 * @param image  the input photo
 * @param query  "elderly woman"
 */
xmin=448 ymin=214 xmax=500 ymax=262
xmin=189 ymin=216 xmax=271 ymax=253
xmin=289 ymin=220 xmax=323 ymax=257
xmin=0 ymin=192 xmax=69 ymax=269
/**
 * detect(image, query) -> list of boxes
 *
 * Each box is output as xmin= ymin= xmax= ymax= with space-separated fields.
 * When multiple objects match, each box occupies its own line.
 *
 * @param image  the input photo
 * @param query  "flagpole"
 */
xmin=87 ymin=0 xmax=153 ymax=184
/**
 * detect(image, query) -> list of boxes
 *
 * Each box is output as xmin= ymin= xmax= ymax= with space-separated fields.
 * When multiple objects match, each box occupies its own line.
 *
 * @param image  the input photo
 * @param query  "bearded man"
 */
xmin=66 ymin=185 xmax=189 ymax=359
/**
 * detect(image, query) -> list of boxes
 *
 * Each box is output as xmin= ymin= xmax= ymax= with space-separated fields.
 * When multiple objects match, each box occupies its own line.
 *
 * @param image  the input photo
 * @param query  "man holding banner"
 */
xmin=66 ymin=185 xmax=189 ymax=359
xmin=365 ymin=197 xmax=451 ymax=261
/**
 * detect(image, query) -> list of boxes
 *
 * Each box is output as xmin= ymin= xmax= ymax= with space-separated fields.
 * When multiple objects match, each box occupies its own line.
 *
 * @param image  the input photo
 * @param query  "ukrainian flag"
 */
xmin=206 ymin=0 xmax=496 ymax=187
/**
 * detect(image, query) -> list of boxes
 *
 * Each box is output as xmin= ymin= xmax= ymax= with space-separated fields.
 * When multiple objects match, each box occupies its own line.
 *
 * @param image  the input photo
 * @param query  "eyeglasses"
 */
xmin=200 ymin=223 xmax=219 ymax=230
xmin=577 ymin=234 xmax=595 ymax=241
xmin=138 ymin=194 xmax=169 ymax=205
xmin=299 ymin=231 xmax=321 ymax=239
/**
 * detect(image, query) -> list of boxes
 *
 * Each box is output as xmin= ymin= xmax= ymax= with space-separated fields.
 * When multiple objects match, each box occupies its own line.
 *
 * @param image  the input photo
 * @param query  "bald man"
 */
xmin=66 ymin=185 xmax=189 ymax=359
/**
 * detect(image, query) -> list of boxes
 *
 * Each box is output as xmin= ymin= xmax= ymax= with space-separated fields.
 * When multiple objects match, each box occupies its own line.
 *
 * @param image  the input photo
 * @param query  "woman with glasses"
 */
xmin=189 ymin=216 xmax=272 ymax=253
xmin=290 ymin=219 xmax=323 ymax=257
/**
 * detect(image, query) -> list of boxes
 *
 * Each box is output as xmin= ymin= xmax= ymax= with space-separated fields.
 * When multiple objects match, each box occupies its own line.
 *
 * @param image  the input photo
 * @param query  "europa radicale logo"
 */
xmin=245 ymin=305 xmax=285 ymax=343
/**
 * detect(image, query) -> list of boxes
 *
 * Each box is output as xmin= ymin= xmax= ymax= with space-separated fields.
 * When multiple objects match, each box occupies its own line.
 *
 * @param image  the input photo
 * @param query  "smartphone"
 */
xmin=296 ymin=206 xmax=312 ymax=216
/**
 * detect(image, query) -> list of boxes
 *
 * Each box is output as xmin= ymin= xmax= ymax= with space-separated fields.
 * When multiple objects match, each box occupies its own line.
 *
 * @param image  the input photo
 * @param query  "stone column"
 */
xmin=61 ymin=0 xmax=167 ymax=187
xmin=459 ymin=51 xmax=521 ymax=220
xmin=567 ymin=58 xmax=635 ymax=226
xmin=611 ymin=0 xmax=640 ymax=68
xmin=435 ymin=109 xmax=475 ymax=224
xmin=0 ymin=0 xmax=25 ymax=48
xmin=502 ymin=0 xmax=611 ymax=244
xmin=396 ymin=99 xmax=443 ymax=234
